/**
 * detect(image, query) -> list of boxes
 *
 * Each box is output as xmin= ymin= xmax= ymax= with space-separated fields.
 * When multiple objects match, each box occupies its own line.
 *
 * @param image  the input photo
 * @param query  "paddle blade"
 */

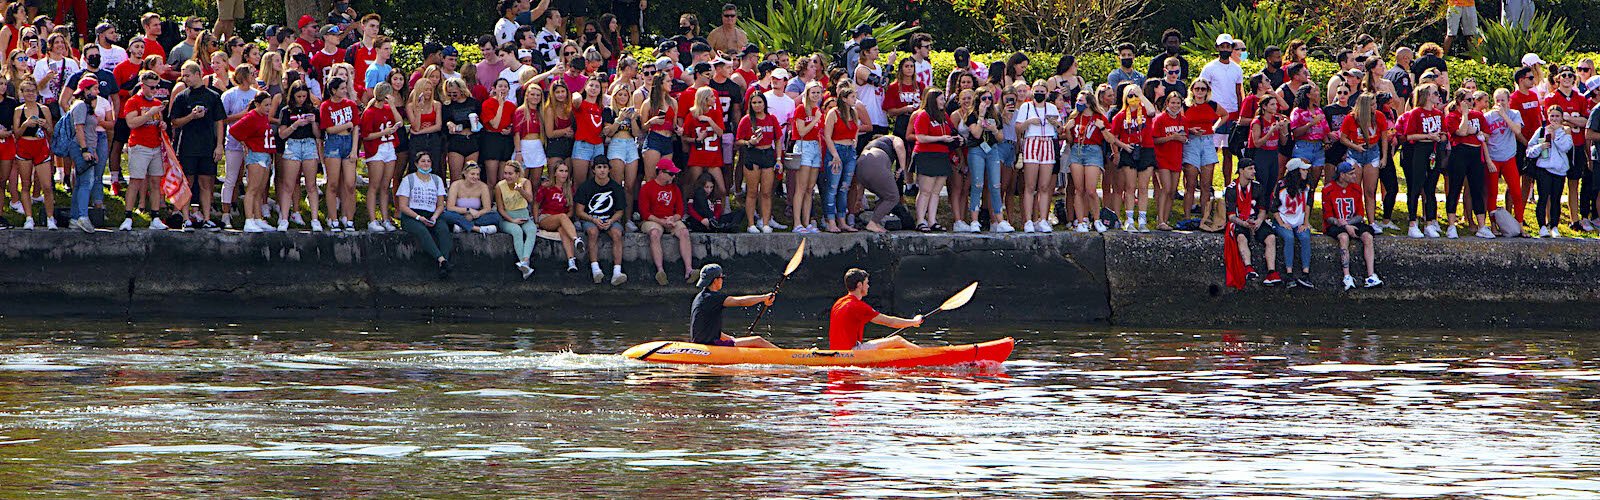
xmin=782 ymin=239 xmax=807 ymax=275
xmin=938 ymin=282 xmax=979 ymax=312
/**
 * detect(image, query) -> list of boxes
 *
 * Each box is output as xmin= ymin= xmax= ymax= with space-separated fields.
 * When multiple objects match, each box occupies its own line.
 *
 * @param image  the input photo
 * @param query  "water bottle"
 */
xmin=469 ymin=113 xmax=482 ymax=132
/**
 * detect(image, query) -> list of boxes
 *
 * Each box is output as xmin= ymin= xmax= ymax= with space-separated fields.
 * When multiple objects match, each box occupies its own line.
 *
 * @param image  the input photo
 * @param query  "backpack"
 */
xmin=49 ymin=102 xmax=80 ymax=159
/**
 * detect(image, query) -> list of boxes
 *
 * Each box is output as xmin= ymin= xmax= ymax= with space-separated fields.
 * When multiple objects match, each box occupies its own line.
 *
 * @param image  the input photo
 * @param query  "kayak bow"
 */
xmin=621 ymin=338 xmax=1015 ymax=368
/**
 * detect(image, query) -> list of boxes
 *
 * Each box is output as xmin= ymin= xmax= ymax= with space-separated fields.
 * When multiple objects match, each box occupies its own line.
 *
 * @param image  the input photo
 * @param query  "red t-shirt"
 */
xmin=113 ymin=60 xmax=139 ymax=99
xmin=1402 ymin=107 xmax=1445 ymax=139
xmin=535 ymin=185 xmax=569 ymax=215
xmin=1249 ymin=115 xmax=1283 ymax=150
xmin=1543 ymin=89 xmax=1589 ymax=143
xmin=310 ymin=47 xmax=345 ymax=81
xmin=1151 ymin=111 xmax=1186 ymax=170
xmin=1321 ymin=181 xmax=1365 ymax=221
xmin=792 ymin=105 xmax=822 ymax=141
xmin=828 ymin=294 xmax=879 ymax=350
xmin=122 ymin=94 xmax=165 ymax=148
xmin=573 ymin=100 xmax=605 ymax=144
xmin=143 ymin=38 xmax=165 ymax=62
xmin=676 ymin=87 xmax=723 ymax=131
xmin=883 ymin=81 xmax=924 ymax=116
xmin=350 ymin=43 xmax=376 ymax=93
xmin=1240 ymin=94 xmax=1261 ymax=122
xmin=1339 ymin=113 xmax=1389 ymax=146
xmin=514 ymin=107 xmax=542 ymax=137
xmin=1509 ymin=89 xmax=1544 ymax=132
xmin=481 ymin=98 xmax=516 ymax=134
xmin=1071 ymin=113 xmax=1107 ymax=145
xmin=637 ymin=180 xmax=683 ymax=220
xmin=910 ymin=110 xmax=951 ymax=154
xmin=738 ymin=113 xmax=780 ymax=148
xmin=319 ymin=98 xmax=358 ymax=133
xmin=1183 ymin=102 xmax=1222 ymax=135
xmin=294 ymin=37 xmax=322 ymax=56
xmin=1109 ymin=110 xmax=1153 ymax=148
xmin=1445 ymin=110 xmax=1486 ymax=147
xmin=359 ymin=105 xmax=398 ymax=156
xmin=227 ymin=110 xmax=276 ymax=153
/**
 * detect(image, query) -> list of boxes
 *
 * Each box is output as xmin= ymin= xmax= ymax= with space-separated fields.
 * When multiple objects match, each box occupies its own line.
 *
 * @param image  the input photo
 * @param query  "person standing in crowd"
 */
xmin=63 ymin=77 xmax=100 ymax=232
xmin=1401 ymin=83 xmax=1448 ymax=238
xmin=1483 ymin=89 xmax=1524 ymax=229
xmin=577 ymin=160 xmax=628 ymax=285
xmin=228 ymin=92 xmax=274 ymax=232
xmin=319 ymin=76 xmax=358 ymax=232
xmin=1543 ymin=69 xmax=1591 ymax=231
xmin=1411 ymin=43 xmax=1449 ymax=90
xmin=1016 ymin=80 xmax=1063 ymax=232
xmin=854 ymin=38 xmax=890 ymax=138
xmin=1111 ymin=85 xmax=1154 ymax=231
xmin=1387 ymin=48 xmax=1415 ymax=110
xmin=1323 ymin=161 xmax=1383 ymax=289
xmin=960 ymin=88 xmax=1008 ymax=232
xmin=1106 ymin=43 xmax=1142 ymax=93
xmin=396 ymin=151 xmax=456 ymax=278
xmin=1248 ymin=85 xmax=1289 ymax=197
xmin=275 ymin=80 xmax=321 ymax=232
xmin=170 ymin=61 xmax=225 ymax=230
xmin=790 ymin=81 xmax=825 ymax=233
xmin=1183 ymin=78 xmax=1225 ymax=224
xmin=1202 ymin=34 xmax=1245 ymax=185
xmin=822 ymin=85 xmax=861 ymax=233
xmin=638 ymin=159 xmax=694 ymax=286
xmin=513 ymin=84 xmax=547 ymax=182
xmin=910 ymin=87 xmax=957 ymax=232
xmin=1339 ymin=92 xmax=1390 ymax=234
xmin=1530 ymin=105 xmax=1572 ymax=237
xmin=707 ymin=4 xmax=747 ymax=55
xmin=533 ymin=8 xmax=563 ymax=70
xmin=1443 ymin=88 xmax=1490 ymax=238
xmin=167 ymin=16 xmax=205 ymax=69
xmin=119 ymin=71 xmax=166 ymax=230
xmin=683 ymin=84 xmax=726 ymax=200
xmin=1443 ymin=0 xmax=1478 ymax=56
xmin=1151 ymin=91 xmax=1187 ymax=230
xmin=361 ymin=82 xmax=404 ymax=232
xmin=884 ymin=58 xmax=923 ymax=142
xmin=738 ymin=91 xmax=780 ymax=233
xmin=1147 ymin=29 xmax=1189 ymax=82
xmin=1289 ymin=84 xmax=1330 ymax=189
xmin=480 ymin=77 xmax=517 ymax=179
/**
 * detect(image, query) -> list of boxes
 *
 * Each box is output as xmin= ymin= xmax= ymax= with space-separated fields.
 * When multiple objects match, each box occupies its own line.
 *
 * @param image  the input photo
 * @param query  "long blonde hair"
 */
xmin=690 ymin=86 xmax=715 ymax=117
xmin=1353 ymin=92 xmax=1377 ymax=138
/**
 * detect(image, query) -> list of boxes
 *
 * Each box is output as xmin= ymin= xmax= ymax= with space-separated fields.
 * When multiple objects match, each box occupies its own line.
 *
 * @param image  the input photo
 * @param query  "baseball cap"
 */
xmin=712 ymin=57 xmax=731 ymax=67
xmin=422 ymin=41 xmax=443 ymax=57
xmin=657 ymin=157 xmax=681 ymax=174
xmin=1286 ymin=158 xmax=1310 ymax=171
xmin=442 ymin=45 xmax=459 ymax=57
xmin=76 ymin=77 xmax=98 ymax=92
xmin=657 ymin=40 xmax=677 ymax=53
xmin=1215 ymin=33 xmax=1235 ymax=47
xmin=859 ymin=37 xmax=878 ymax=51
xmin=1336 ymin=160 xmax=1357 ymax=175
xmin=1521 ymin=53 xmax=1546 ymax=67
xmin=853 ymin=23 xmax=872 ymax=36
xmin=771 ymin=68 xmax=791 ymax=79
xmin=740 ymin=43 xmax=760 ymax=57
xmin=654 ymin=57 xmax=675 ymax=72
xmin=298 ymin=15 xmax=316 ymax=29
xmin=691 ymin=62 xmax=713 ymax=75
xmin=695 ymin=263 xmax=723 ymax=287
xmin=319 ymin=24 xmax=341 ymax=37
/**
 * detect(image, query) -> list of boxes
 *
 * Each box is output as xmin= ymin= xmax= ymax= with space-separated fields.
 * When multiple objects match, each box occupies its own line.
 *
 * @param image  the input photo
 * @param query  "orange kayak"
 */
xmin=620 ymin=337 xmax=1015 ymax=368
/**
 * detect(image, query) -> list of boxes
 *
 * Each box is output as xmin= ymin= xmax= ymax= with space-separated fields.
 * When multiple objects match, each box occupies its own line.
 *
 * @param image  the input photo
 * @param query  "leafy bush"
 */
xmin=1470 ymin=14 xmax=1574 ymax=67
xmin=947 ymin=0 xmax=1152 ymax=54
xmin=1184 ymin=2 xmax=1314 ymax=56
xmin=739 ymin=0 xmax=914 ymax=57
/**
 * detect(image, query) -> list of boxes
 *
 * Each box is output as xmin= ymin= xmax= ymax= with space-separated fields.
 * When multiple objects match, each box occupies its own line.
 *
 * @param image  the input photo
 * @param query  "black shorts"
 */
xmin=1324 ymin=222 xmax=1375 ymax=238
xmin=1232 ymin=223 xmax=1271 ymax=244
xmin=913 ymin=152 xmax=951 ymax=177
xmin=448 ymin=134 xmax=480 ymax=156
xmin=741 ymin=147 xmax=776 ymax=169
xmin=180 ymin=155 xmax=218 ymax=177
xmin=1566 ymin=142 xmax=1589 ymax=180
xmin=1119 ymin=146 xmax=1154 ymax=171
xmin=612 ymin=2 xmax=641 ymax=26
xmin=113 ymin=118 xmax=130 ymax=143
xmin=480 ymin=133 xmax=514 ymax=162
xmin=546 ymin=137 xmax=574 ymax=158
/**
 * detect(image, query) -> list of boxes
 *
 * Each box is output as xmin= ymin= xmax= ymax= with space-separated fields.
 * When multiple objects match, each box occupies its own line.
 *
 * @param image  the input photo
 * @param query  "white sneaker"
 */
xmin=368 ymin=221 xmax=386 ymax=232
xmin=1445 ymin=225 xmax=1458 ymax=239
xmin=1538 ymin=226 xmax=1551 ymax=238
xmin=761 ymin=223 xmax=773 ymax=233
xmin=1408 ymin=224 xmax=1423 ymax=238
xmin=626 ymin=220 xmax=639 ymax=232
xmin=382 ymin=220 xmax=397 ymax=232
xmin=21 ymin=217 xmax=33 ymax=229
xmin=342 ymin=219 xmax=355 ymax=231
xmin=1037 ymin=220 xmax=1053 ymax=233
xmin=291 ymin=212 xmax=306 ymax=226
xmin=1372 ymin=224 xmax=1384 ymax=236
xmin=223 ymin=217 xmax=234 ymax=230
xmin=1547 ymin=226 xmax=1562 ymax=239
xmin=1424 ymin=223 xmax=1441 ymax=238
xmin=1122 ymin=219 xmax=1135 ymax=231
xmin=515 ymin=261 xmax=534 ymax=279
xmin=574 ymin=236 xmax=585 ymax=250
xmin=311 ymin=219 xmax=324 ymax=232
xmin=1343 ymin=275 xmax=1356 ymax=291
xmin=7 ymin=201 xmax=18 ymax=212
xmin=478 ymin=225 xmax=498 ymax=234
xmin=1475 ymin=226 xmax=1495 ymax=239
xmin=45 ymin=217 xmax=57 ymax=230
xmin=1364 ymin=274 xmax=1383 ymax=288
xmin=611 ymin=271 xmax=628 ymax=286
xmin=953 ymin=220 xmax=970 ymax=233
xmin=118 ymin=218 xmax=133 ymax=231
xmin=452 ymin=224 xmax=464 ymax=234
xmin=244 ymin=219 xmax=265 ymax=233
xmin=276 ymin=220 xmax=289 ymax=232
xmin=1075 ymin=221 xmax=1090 ymax=233
xmin=765 ymin=219 xmax=787 ymax=230
xmin=1023 ymin=220 xmax=1036 ymax=233
xmin=1137 ymin=219 xmax=1150 ymax=233
xmin=149 ymin=217 xmax=168 ymax=231
xmin=75 ymin=217 xmax=93 ymax=233
xmin=747 ymin=225 xmax=761 ymax=234
xmin=993 ymin=220 xmax=1014 ymax=233
xmin=1093 ymin=220 xmax=1108 ymax=233
xmin=591 ymin=267 xmax=604 ymax=284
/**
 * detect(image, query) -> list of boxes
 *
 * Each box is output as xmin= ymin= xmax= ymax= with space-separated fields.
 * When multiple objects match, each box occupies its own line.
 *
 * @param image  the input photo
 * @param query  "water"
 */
xmin=1 ymin=321 xmax=1598 ymax=498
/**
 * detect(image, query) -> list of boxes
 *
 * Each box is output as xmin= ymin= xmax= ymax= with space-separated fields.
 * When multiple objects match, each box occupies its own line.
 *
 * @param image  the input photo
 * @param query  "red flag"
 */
xmin=1223 ymin=221 xmax=1246 ymax=290
xmin=158 ymin=130 xmax=191 ymax=208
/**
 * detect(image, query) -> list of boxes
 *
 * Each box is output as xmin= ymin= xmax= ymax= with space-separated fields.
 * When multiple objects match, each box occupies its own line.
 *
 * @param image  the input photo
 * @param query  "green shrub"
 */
xmin=740 ymin=0 xmax=914 ymax=57
xmin=1183 ymin=3 xmax=1314 ymax=57
xmin=1471 ymin=14 xmax=1574 ymax=68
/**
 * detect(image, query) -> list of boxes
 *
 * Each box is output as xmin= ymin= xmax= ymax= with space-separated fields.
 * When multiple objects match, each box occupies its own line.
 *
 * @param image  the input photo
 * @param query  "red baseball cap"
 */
xmin=656 ymin=157 xmax=680 ymax=174
xmin=298 ymin=15 xmax=316 ymax=29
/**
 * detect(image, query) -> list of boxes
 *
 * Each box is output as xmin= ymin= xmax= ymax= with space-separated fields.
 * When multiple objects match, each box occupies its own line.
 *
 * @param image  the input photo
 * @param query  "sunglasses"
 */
xmin=1582 ymin=67 xmax=1595 ymax=72
xmin=1194 ymin=86 xmax=1211 ymax=91
xmin=723 ymin=14 xmax=738 ymax=18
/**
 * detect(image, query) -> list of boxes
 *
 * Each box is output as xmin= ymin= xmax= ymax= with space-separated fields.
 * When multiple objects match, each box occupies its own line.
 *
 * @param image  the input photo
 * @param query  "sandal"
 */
xmin=916 ymin=223 xmax=931 ymax=232
xmin=930 ymin=224 xmax=948 ymax=232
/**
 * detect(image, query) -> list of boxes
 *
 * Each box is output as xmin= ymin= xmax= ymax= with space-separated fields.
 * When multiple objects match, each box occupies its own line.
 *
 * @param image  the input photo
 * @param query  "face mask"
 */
xmin=1267 ymin=61 xmax=1280 ymax=70
xmin=1120 ymin=57 xmax=1133 ymax=68
xmin=1219 ymin=50 xmax=1232 ymax=60
xmin=418 ymin=166 xmax=433 ymax=175
xmin=1075 ymin=102 xmax=1087 ymax=113
xmin=86 ymin=54 xmax=101 ymax=68
xmin=1165 ymin=45 xmax=1179 ymax=55
xmin=1033 ymin=91 xmax=1046 ymax=102
xmin=1240 ymin=51 xmax=1251 ymax=61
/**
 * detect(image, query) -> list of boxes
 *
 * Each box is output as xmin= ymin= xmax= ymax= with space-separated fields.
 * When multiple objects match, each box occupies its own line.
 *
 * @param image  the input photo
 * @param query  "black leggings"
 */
xmin=1404 ymin=142 xmax=1445 ymax=222
xmin=1446 ymin=144 xmax=1487 ymax=216
xmin=1537 ymin=168 xmax=1566 ymax=228
xmin=1381 ymin=147 xmax=1400 ymax=220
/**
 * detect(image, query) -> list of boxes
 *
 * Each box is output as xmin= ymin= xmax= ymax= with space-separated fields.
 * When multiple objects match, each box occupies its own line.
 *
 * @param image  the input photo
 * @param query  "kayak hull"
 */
xmin=621 ymin=337 xmax=1015 ymax=368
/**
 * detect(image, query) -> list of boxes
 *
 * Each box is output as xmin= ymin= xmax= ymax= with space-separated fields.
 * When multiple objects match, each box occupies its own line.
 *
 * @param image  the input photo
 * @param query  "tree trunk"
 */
xmin=282 ymin=0 xmax=330 ymax=26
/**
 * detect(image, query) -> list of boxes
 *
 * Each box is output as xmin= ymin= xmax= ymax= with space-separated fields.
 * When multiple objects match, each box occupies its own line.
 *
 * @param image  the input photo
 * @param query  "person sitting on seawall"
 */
xmin=687 ymin=172 xmax=744 ymax=232
xmin=494 ymin=160 xmax=539 ymax=279
xmin=828 ymin=269 xmax=925 ymax=351
xmin=396 ymin=151 xmax=455 ymax=279
xmin=1323 ymin=160 xmax=1384 ymax=290
xmin=689 ymin=264 xmax=780 ymax=349
xmin=1273 ymin=159 xmax=1315 ymax=289
xmin=637 ymin=158 xmax=696 ymax=286
xmin=440 ymin=161 xmax=503 ymax=234
xmin=576 ymin=160 xmax=628 ymax=286
xmin=1225 ymin=159 xmax=1281 ymax=286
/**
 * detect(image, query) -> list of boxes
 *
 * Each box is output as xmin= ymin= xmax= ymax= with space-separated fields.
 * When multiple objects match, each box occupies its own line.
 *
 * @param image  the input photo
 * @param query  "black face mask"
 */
xmin=1267 ymin=61 xmax=1281 ymax=70
xmin=1165 ymin=45 xmax=1179 ymax=55
xmin=86 ymin=54 xmax=101 ymax=68
xmin=1219 ymin=50 xmax=1233 ymax=60
xmin=1120 ymin=57 xmax=1133 ymax=68
xmin=1033 ymin=91 xmax=1046 ymax=102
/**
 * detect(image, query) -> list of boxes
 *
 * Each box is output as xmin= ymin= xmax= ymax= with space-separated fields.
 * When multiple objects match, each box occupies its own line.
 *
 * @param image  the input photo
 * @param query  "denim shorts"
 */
xmin=1348 ymin=145 xmax=1381 ymax=166
xmin=996 ymin=140 xmax=1017 ymax=167
xmin=1292 ymin=140 xmax=1326 ymax=165
xmin=573 ymin=140 xmax=606 ymax=163
xmin=608 ymin=137 xmax=640 ymax=163
xmin=796 ymin=140 xmax=822 ymax=168
xmin=644 ymin=133 xmax=673 ymax=155
xmin=244 ymin=151 xmax=274 ymax=169
xmin=1067 ymin=144 xmax=1104 ymax=168
xmin=324 ymin=134 xmax=353 ymax=159
xmin=283 ymin=138 xmax=318 ymax=161
xmin=1183 ymin=137 xmax=1219 ymax=166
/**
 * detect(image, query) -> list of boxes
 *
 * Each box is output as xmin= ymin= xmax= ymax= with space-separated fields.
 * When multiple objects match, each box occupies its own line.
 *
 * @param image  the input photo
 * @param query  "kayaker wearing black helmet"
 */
xmin=689 ymin=263 xmax=780 ymax=348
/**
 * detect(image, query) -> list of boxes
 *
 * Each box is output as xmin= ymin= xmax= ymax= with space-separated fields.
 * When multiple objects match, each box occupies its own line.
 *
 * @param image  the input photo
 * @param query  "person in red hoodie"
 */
xmin=1323 ymin=160 xmax=1382 ymax=290
xmin=638 ymin=158 xmax=695 ymax=286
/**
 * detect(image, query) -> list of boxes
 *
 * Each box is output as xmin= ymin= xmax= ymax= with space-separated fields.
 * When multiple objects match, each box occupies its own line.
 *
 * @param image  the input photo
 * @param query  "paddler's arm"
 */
xmin=870 ymin=314 xmax=923 ymax=329
xmin=724 ymin=293 xmax=776 ymax=308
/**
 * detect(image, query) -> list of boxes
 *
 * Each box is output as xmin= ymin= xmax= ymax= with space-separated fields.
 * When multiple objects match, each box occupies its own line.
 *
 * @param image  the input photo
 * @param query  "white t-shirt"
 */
xmin=1199 ymin=59 xmax=1245 ymax=113
xmin=765 ymin=90 xmax=796 ymax=127
xmin=915 ymin=58 xmax=933 ymax=89
xmin=98 ymin=44 xmax=129 ymax=71
xmin=494 ymin=18 xmax=520 ymax=46
xmin=1013 ymin=101 xmax=1060 ymax=138
xmin=33 ymin=57 xmax=82 ymax=100
xmin=398 ymin=173 xmax=447 ymax=212
xmin=498 ymin=65 xmax=536 ymax=104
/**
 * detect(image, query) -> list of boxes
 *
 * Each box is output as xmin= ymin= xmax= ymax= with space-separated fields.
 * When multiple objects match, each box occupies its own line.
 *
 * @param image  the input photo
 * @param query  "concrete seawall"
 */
xmin=2 ymin=229 xmax=1596 ymax=329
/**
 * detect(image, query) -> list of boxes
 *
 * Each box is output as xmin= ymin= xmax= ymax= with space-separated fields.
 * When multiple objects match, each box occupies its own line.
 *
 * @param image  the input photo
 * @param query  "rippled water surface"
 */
xmin=1 ymin=321 xmax=1598 ymax=498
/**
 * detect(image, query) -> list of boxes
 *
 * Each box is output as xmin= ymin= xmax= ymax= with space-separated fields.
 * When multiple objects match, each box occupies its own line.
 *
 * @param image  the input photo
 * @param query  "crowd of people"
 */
xmin=0 ymin=2 xmax=1594 ymax=289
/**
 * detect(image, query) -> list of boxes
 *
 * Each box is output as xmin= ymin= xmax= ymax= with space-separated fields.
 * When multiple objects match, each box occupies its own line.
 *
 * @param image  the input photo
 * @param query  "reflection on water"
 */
xmin=0 ymin=322 xmax=1598 ymax=498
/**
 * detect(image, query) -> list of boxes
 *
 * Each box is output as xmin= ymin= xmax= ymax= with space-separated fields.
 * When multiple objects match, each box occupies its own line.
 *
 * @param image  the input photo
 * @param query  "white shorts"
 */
xmin=520 ymin=139 xmax=548 ymax=168
xmin=1020 ymin=136 xmax=1056 ymax=165
xmin=367 ymin=142 xmax=397 ymax=163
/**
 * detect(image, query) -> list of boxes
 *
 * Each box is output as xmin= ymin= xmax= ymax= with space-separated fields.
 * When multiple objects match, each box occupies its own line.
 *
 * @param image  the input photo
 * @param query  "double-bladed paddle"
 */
xmin=891 ymin=281 xmax=979 ymax=335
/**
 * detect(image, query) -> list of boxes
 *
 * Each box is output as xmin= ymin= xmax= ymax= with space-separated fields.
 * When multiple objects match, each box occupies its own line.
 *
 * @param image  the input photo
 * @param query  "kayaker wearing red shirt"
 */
xmin=828 ymin=269 xmax=924 ymax=351
xmin=689 ymin=264 xmax=779 ymax=349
